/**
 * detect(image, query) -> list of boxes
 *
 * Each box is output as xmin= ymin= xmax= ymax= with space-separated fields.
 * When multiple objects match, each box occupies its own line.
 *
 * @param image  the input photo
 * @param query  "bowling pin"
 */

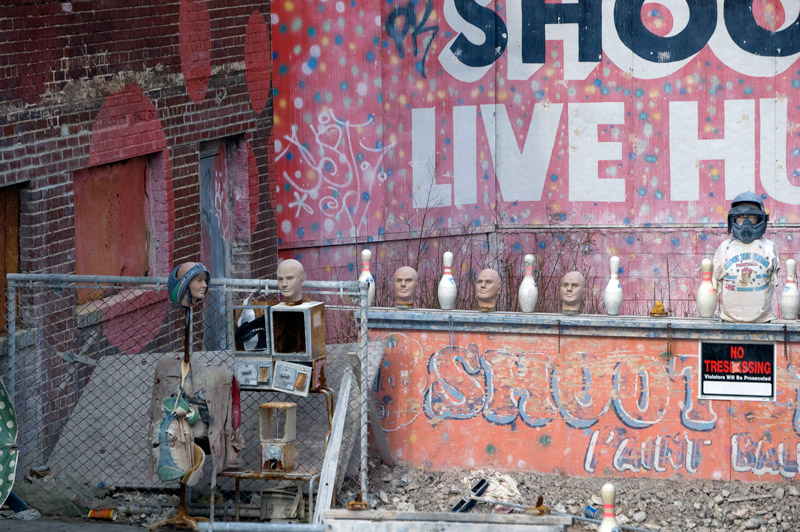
xmin=696 ymin=257 xmax=717 ymax=318
xmin=518 ymin=254 xmax=538 ymax=313
xmin=603 ymin=255 xmax=623 ymax=316
xmin=438 ymin=251 xmax=457 ymax=310
xmin=597 ymin=483 xmax=622 ymax=532
xmin=781 ymin=258 xmax=800 ymax=320
xmin=359 ymin=248 xmax=375 ymax=307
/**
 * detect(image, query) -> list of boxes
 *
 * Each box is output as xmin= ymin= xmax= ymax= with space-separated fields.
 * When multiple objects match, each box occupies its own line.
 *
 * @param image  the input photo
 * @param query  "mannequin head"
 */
xmin=559 ymin=271 xmax=586 ymax=314
xmin=475 ymin=268 xmax=501 ymax=311
xmin=393 ymin=266 xmax=419 ymax=308
xmin=169 ymin=262 xmax=210 ymax=308
xmin=277 ymin=259 xmax=305 ymax=304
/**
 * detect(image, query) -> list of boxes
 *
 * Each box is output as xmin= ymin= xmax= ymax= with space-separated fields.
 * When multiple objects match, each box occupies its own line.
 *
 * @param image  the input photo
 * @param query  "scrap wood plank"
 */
xmin=323 ymin=509 xmax=572 ymax=531
xmin=312 ymin=370 xmax=352 ymax=524
xmin=348 ymin=348 xmax=393 ymax=467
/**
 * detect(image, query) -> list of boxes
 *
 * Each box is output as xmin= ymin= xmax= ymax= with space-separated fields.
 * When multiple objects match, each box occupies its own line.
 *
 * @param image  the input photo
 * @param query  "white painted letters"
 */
xmin=568 ymin=102 xmax=625 ymax=202
xmin=669 ymin=100 xmax=755 ymax=202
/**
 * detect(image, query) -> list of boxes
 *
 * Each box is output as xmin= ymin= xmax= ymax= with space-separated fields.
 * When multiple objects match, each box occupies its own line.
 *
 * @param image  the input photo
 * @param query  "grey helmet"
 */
xmin=727 ymin=191 xmax=768 ymax=244
xmin=167 ymin=263 xmax=210 ymax=308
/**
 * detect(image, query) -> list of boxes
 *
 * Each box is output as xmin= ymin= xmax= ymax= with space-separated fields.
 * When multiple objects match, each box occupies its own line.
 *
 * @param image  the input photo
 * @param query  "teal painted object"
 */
xmin=0 ymin=378 xmax=18 ymax=507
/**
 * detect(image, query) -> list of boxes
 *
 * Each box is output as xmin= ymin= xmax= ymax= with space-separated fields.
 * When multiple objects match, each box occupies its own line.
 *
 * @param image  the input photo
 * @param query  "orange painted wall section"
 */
xmin=73 ymin=157 xmax=149 ymax=279
xmin=370 ymin=330 xmax=800 ymax=482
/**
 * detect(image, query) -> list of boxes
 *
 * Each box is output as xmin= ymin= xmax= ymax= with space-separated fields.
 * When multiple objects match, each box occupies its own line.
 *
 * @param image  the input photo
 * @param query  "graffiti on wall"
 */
xmin=272 ymin=0 xmax=800 ymax=250
xmin=372 ymin=331 xmax=800 ymax=480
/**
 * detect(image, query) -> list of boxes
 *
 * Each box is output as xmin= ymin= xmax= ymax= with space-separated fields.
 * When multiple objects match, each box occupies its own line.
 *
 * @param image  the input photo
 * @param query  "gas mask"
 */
xmin=727 ymin=205 xmax=768 ymax=244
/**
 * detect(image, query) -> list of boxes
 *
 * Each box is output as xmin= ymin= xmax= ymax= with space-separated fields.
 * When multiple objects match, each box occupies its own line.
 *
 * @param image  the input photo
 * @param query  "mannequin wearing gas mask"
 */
xmin=712 ymin=192 xmax=780 ymax=322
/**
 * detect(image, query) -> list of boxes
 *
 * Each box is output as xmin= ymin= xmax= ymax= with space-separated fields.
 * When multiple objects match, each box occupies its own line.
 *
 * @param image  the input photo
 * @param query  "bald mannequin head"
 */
xmin=475 ymin=268 xmax=501 ymax=311
xmin=277 ymin=259 xmax=305 ymax=304
xmin=176 ymin=262 xmax=208 ymax=307
xmin=393 ymin=266 xmax=419 ymax=308
xmin=559 ymin=271 xmax=586 ymax=314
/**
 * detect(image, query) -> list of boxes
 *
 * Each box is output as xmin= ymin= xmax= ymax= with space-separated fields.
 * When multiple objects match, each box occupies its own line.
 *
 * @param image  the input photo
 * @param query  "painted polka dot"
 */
xmin=310 ymin=45 xmax=321 ymax=58
xmin=271 ymin=13 xmax=279 ymax=24
xmin=281 ymin=220 xmax=292 ymax=233
xmin=294 ymin=97 xmax=303 ymax=109
xmin=336 ymin=1 xmax=344 ymax=12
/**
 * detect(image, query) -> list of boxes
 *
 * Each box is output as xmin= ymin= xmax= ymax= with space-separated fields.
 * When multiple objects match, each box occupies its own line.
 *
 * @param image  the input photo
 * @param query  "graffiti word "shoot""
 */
xmin=439 ymin=0 xmax=800 ymax=82
xmin=422 ymin=343 xmax=727 ymax=432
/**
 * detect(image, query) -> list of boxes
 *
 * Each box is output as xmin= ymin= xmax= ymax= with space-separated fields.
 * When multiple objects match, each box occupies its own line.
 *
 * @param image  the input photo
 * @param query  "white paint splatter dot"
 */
xmin=274 ymin=139 xmax=282 ymax=153
xmin=271 ymin=13 xmax=279 ymax=24
xmin=302 ymin=63 xmax=313 ymax=75
xmin=324 ymin=219 xmax=335 ymax=232
xmin=281 ymin=220 xmax=292 ymax=233
xmin=336 ymin=1 xmax=345 ymax=12
xmin=294 ymin=97 xmax=303 ymax=109
xmin=374 ymin=15 xmax=381 ymax=26
xmin=357 ymin=82 xmax=368 ymax=96
xmin=310 ymin=45 xmax=321 ymax=58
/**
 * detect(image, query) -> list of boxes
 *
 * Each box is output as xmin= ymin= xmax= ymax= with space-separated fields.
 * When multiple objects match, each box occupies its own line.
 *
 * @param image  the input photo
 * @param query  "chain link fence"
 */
xmin=2 ymin=274 xmax=371 ymax=519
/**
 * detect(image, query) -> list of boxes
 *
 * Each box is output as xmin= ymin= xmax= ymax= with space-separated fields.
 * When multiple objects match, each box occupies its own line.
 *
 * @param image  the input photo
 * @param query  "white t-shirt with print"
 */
xmin=711 ymin=237 xmax=780 ymax=323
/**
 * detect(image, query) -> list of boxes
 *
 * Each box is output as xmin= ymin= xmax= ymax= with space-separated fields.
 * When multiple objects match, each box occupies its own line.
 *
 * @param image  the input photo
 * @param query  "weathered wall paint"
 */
xmin=273 ymin=0 xmax=800 ymax=307
xmin=370 ymin=328 xmax=800 ymax=481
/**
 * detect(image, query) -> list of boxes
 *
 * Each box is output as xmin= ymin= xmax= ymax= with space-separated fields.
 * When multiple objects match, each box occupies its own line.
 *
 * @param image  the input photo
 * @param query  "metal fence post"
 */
xmin=5 ymin=278 xmax=16 ymax=404
xmin=359 ymin=280 xmax=369 ymax=497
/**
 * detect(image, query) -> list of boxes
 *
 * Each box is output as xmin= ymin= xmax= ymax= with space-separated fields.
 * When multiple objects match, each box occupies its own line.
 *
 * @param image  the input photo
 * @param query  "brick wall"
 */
xmin=0 ymin=1 xmax=275 ymax=469
xmin=0 ymin=0 xmax=275 ymax=279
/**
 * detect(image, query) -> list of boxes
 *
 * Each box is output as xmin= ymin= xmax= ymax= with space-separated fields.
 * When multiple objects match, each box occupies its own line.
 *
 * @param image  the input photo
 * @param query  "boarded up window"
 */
xmin=73 ymin=157 xmax=149 ymax=303
xmin=0 ymin=185 xmax=20 ymax=332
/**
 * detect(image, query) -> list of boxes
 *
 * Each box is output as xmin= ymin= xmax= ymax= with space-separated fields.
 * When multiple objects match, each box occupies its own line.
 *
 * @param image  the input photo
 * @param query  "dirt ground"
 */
xmin=366 ymin=458 xmax=800 ymax=531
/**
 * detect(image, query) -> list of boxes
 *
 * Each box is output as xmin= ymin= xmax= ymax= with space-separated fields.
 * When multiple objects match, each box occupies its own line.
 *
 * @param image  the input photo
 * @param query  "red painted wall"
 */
xmin=371 ymin=327 xmax=800 ymax=482
xmin=271 ymin=0 xmax=800 ymax=316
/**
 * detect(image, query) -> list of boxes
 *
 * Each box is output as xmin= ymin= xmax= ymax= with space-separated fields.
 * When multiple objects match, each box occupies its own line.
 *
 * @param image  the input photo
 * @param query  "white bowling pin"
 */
xmin=437 ymin=251 xmax=457 ymax=310
xmin=518 ymin=254 xmax=538 ymax=313
xmin=358 ymin=248 xmax=375 ymax=307
xmin=597 ymin=483 xmax=622 ymax=532
xmin=696 ymin=257 xmax=717 ymax=318
xmin=781 ymin=258 xmax=800 ymax=320
xmin=603 ymin=256 xmax=623 ymax=316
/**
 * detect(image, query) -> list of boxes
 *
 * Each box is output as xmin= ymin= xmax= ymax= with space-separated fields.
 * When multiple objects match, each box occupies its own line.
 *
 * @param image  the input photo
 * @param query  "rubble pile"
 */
xmin=366 ymin=459 xmax=800 ymax=532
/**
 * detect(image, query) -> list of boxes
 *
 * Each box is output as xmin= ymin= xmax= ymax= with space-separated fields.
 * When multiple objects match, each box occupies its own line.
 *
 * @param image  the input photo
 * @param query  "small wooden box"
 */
xmin=233 ymin=299 xmax=274 ymax=352
xmin=269 ymin=302 xmax=326 ymax=361
xmin=258 ymin=402 xmax=297 ymax=443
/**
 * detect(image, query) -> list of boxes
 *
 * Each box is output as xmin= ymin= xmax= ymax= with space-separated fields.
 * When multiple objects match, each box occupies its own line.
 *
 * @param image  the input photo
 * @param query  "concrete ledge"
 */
xmin=367 ymin=307 xmax=800 ymax=342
